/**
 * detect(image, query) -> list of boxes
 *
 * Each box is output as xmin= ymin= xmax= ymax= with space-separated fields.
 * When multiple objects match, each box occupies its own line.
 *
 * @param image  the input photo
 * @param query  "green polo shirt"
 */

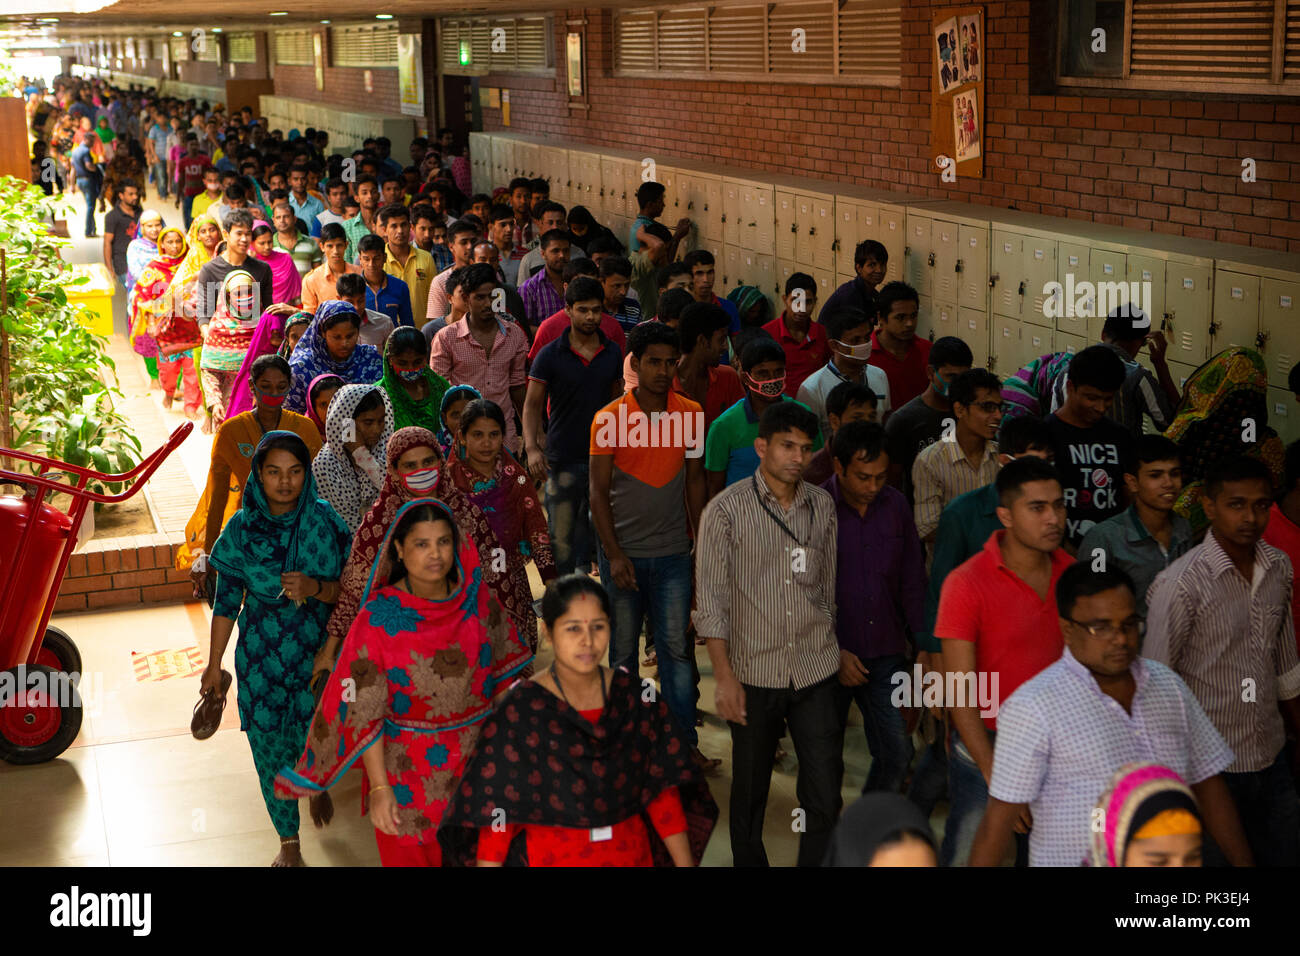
xmin=342 ymin=215 xmax=373 ymax=265
xmin=1078 ymin=504 xmax=1194 ymax=618
xmin=274 ymin=231 xmax=321 ymax=278
xmin=704 ymin=394 xmax=822 ymax=487
xmin=920 ymin=482 xmax=1002 ymax=653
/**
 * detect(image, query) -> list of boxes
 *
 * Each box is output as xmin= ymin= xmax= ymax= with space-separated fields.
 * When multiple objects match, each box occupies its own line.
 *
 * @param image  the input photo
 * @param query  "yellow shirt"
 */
xmin=192 ymin=191 xmax=221 ymax=220
xmin=384 ymin=244 xmax=435 ymax=326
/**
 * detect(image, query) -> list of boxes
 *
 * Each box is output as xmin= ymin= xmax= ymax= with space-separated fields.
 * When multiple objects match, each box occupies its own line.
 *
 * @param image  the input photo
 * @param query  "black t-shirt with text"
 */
xmin=1047 ymin=413 xmax=1135 ymax=546
xmin=104 ymin=205 xmax=141 ymax=276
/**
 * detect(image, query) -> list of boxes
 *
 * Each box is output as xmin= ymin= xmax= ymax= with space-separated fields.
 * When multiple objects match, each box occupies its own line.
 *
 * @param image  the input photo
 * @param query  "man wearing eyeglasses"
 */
xmin=968 ymin=564 xmax=1248 ymax=867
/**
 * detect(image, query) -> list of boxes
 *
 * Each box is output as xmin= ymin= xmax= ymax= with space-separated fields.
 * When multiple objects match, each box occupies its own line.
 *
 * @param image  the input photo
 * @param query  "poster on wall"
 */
xmin=313 ymin=33 xmax=324 ymax=92
xmin=935 ymin=17 xmax=960 ymax=93
xmin=953 ymin=89 xmax=981 ymax=163
xmin=566 ymin=32 xmax=583 ymax=97
xmin=398 ymin=33 xmax=424 ymax=118
xmin=958 ymin=14 xmax=981 ymax=84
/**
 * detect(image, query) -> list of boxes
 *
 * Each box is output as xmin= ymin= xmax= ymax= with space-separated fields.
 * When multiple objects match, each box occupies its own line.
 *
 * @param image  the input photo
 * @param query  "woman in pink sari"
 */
xmin=252 ymin=222 xmax=303 ymax=306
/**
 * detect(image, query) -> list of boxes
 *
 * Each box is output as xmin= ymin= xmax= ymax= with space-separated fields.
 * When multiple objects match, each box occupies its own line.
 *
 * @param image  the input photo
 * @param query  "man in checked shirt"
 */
xmin=694 ymin=400 xmax=844 ymax=867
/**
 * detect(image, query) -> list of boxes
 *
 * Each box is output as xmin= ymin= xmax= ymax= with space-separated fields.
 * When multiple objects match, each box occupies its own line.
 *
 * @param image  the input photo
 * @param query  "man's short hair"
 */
xmin=822 ymin=306 xmax=874 ymax=343
xmin=223 ymin=182 xmax=246 ymax=202
xmin=949 ymin=368 xmax=1003 ymax=409
xmin=508 ymin=176 xmax=531 ymax=194
xmin=741 ymin=337 xmax=786 ymax=374
xmin=1128 ymin=434 xmax=1182 ymax=476
xmin=564 ymin=275 xmax=604 ymax=308
xmin=876 ymin=281 xmax=920 ymax=320
xmin=1101 ymin=303 xmax=1152 ymax=344
xmin=682 ymin=249 xmax=716 ymax=272
xmin=996 ymin=456 xmax=1063 ymax=508
xmin=998 ymin=415 xmax=1053 ymax=457
xmin=336 ymin=272 xmax=365 ymax=298
xmin=489 ymin=204 xmax=515 ymax=225
xmin=319 ymin=222 xmax=346 ymax=244
xmin=540 ymin=229 xmax=570 ymax=251
xmin=378 ymin=202 xmax=410 ymax=226
xmin=1067 ymin=345 xmax=1127 ymax=392
xmin=586 ymin=235 xmax=622 ymax=258
xmin=929 ymin=335 xmax=973 ymax=370
xmin=657 ymin=262 xmax=690 ymax=289
xmin=854 ymin=239 xmax=889 ymax=269
xmin=758 ymin=400 xmax=819 ymax=444
xmin=410 ymin=203 xmax=436 ymax=226
xmin=1055 ymin=564 xmax=1137 ymax=621
xmin=832 ymin=420 xmax=886 ymax=468
xmin=598 ymin=255 xmax=632 ymax=280
xmin=627 ymin=319 xmax=680 ymax=359
xmin=563 ymin=258 xmax=599 ymax=283
xmin=678 ymin=301 xmax=730 ymax=353
xmin=222 ymin=208 xmax=253 ymax=232
xmin=448 ymin=219 xmax=479 ymax=242
xmin=635 ymin=182 xmax=666 ymax=209
xmin=460 ymin=263 xmax=498 ymax=293
xmin=357 ymin=234 xmax=386 ymax=257
xmin=1203 ymin=456 xmax=1274 ymax=499
xmin=785 ymin=272 xmax=817 ymax=296
xmin=826 ymin=381 xmax=878 ymax=420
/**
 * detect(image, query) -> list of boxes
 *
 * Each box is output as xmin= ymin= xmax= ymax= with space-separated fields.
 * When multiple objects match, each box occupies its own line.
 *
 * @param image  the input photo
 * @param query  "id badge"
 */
xmin=589 ymin=826 xmax=613 ymax=842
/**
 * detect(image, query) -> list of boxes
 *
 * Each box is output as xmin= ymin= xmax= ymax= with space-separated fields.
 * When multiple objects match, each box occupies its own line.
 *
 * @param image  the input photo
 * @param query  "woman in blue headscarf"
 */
xmin=285 ymin=300 xmax=384 ymax=414
xmin=198 ymin=431 xmax=353 ymax=867
xmin=438 ymin=384 xmax=481 ymax=459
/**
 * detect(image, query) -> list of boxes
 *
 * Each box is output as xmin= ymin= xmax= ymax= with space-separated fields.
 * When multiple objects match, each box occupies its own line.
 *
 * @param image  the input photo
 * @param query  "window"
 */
xmin=331 ymin=22 xmax=399 ymax=67
xmin=1057 ymin=0 xmax=1300 ymax=94
xmin=274 ymin=29 xmax=314 ymax=66
xmin=169 ymin=35 xmax=189 ymax=63
xmin=438 ymin=15 xmax=554 ymax=75
xmin=228 ymin=33 xmax=257 ymax=63
xmin=613 ymin=0 xmax=901 ymax=85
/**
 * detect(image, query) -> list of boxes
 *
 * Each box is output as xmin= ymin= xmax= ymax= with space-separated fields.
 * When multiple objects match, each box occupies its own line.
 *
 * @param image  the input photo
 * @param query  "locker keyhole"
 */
xmin=928 ymin=252 xmax=935 ymax=267
xmin=1017 ymin=281 xmax=1026 ymax=297
xmin=955 ymin=259 xmax=963 ymax=273
xmin=791 ymin=223 xmax=798 ymax=234
xmin=989 ymin=273 xmax=999 ymax=288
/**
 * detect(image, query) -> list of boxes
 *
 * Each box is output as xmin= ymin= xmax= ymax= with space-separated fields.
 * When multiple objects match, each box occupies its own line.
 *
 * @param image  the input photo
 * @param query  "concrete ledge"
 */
xmin=57 ymin=530 xmax=192 ymax=613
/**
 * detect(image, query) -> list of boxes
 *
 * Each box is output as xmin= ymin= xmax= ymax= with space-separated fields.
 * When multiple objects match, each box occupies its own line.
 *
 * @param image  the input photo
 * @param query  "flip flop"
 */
xmin=191 ymin=669 xmax=232 ymax=740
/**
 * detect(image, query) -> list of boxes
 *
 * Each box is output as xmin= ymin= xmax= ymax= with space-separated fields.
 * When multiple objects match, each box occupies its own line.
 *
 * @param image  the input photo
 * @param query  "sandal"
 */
xmin=191 ymin=669 xmax=232 ymax=740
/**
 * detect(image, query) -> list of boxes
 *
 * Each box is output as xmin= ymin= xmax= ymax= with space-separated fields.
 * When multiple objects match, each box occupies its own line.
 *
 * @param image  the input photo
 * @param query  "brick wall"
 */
xmin=176 ymin=59 xmax=223 ymax=88
xmin=55 ymin=533 xmax=192 ymax=614
xmin=477 ymin=2 xmax=1300 ymax=254
xmin=271 ymin=25 xmax=401 ymax=116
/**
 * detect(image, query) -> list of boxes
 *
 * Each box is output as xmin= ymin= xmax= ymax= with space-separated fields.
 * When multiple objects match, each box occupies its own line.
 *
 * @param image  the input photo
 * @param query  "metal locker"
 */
xmin=626 ymin=161 xmax=644 ymax=226
xmin=600 ymin=157 xmax=625 ymax=218
xmin=916 ymin=294 xmax=936 ymax=343
xmin=932 ymin=221 xmax=959 ymax=304
xmin=775 ymin=191 xmax=798 ymax=262
xmin=1128 ymin=255 xmax=1165 ymax=331
xmin=492 ymin=138 xmax=513 ymax=186
xmin=469 ymin=132 xmax=491 ymax=194
xmin=1210 ymin=271 xmax=1260 ymax=354
xmin=754 ymin=253 xmax=778 ymax=315
xmin=672 ymin=170 xmax=693 ymax=227
xmin=701 ymin=176 xmax=725 ymax=244
xmin=957 ymin=224 xmax=988 ymax=311
xmin=957 ymin=307 xmax=990 ymax=368
xmin=1023 ymin=324 xmax=1053 ymax=365
xmin=658 ymin=166 xmax=681 ymax=221
xmin=933 ymin=301 xmax=961 ymax=343
xmin=747 ymin=182 xmax=776 ymax=252
xmin=724 ymin=244 xmax=744 ymax=288
xmin=795 ymin=195 xmax=816 ymax=266
xmin=814 ymin=269 xmax=835 ymax=321
xmin=1166 ymin=360 xmax=1201 ymax=395
xmin=1056 ymin=242 xmax=1090 ymax=339
xmin=808 ymin=194 xmax=835 ymax=270
xmin=516 ymin=142 xmax=540 ymax=180
xmin=1054 ymin=330 xmax=1088 ymax=356
xmin=878 ymin=205 xmax=905 ymax=283
xmin=704 ymin=240 xmax=726 ymax=284
xmin=1087 ymin=247 xmax=1127 ymax=340
xmin=582 ymin=154 xmax=602 ymax=209
xmin=905 ymin=215 xmax=933 ymax=297
xmin=1162 ymin=261 xmax=1212 ymax=365
xmin=1024 ymin=239 xmax=1058 ymax=329
xmin=991 ymin=231 xmax=1024 ymax=320
xmin=723 ymin=180 xmax=744 ymax=247
xmin=1260 ymin=278 xmax=1300 ymax=391
xmin=991 ymin=316 xmax=1024 ymax=375
xmin=835 ymin=199 xmax=859 ymax=278
xmin=776 ymin=259 xmax=798 ymax=302
xmin=1268 ymin=386 xmax=1300 ymax=446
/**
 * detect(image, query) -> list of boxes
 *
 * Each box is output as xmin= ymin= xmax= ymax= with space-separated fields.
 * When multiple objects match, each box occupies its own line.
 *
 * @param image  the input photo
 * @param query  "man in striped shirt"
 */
xmin=695 ymin=400 xmax=844 ymax=867
xmin=1145 ymin=456 xmax=1300 ymax=866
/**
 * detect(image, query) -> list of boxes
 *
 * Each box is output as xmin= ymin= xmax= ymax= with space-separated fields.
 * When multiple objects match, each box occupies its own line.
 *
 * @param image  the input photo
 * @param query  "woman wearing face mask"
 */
xmin=199 ymin=269 xmax=262 ymax=430
xmin=285 ymin=301 xmax=383 ymax=415
xmin=448 ymin=399 xmax=556 ymax=658
xmin=438 ymin=574 xmax=718 ymax=867
xmin=133 ymin=225 xmax=201 ymax=415
xmin=277 ymin=499 xmax=533 ymax=867
xmin=1088 ymin=764 xmax=1204 ymax=867
xmin=313 ymin=384 xmax=395 ymax=534
xmin=226 ymin=305 xmax=304 ymax=421
xmin=197 ymin=431 xmax=352 ymax=867
xmin=378 ymin=326 xmax=451 ymax=432
xmin=250 ymin=221 xmax=302 ymax=307
xmin=179 ymin=355 xmax=323 ymax=589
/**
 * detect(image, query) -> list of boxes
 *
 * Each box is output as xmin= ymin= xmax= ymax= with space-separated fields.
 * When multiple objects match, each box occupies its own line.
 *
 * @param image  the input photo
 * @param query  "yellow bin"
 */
xmin=64 ymin=263 xmax=116 ymax=338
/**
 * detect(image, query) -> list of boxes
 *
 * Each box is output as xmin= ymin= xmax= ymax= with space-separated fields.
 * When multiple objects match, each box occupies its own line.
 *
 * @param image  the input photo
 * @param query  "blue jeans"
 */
xmin=1205 ymin=750 xmax=1299 ymax=867
xmin=835 ymin=653 xmax=915 ymax=794
xmin=150 ymin=159 xmax=168 ymax=198
xmin=907 ymin=734 xmax=949 ymax=816
xmin=596 ymin=547 xmax=697 ymax=747
xmin=183 ymin=192 xmax=195 ymax=230
xmin=544 ymin=461 xmax=591 ymax=577
xmin=76 ymin=176 xmax=99 ymax=236
xmin=941 ymin=727 xmax=992 ymax=867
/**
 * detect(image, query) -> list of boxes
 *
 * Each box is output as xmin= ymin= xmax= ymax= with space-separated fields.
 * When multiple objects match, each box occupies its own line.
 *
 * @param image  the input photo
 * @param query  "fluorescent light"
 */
xmin=37 ymin=17 xmax=60 ymax=22
xmin=320 ymin=19 xmax=330 ymax=24
xmin=375 ymin=14 xmax=393 ymax=19
xmin=269 ymin=11 xmax=288 ymax=15
xmin=212 ymin=27 xmax=222 ymax=32
xmin=172 ymin=31 xmax=183 ymax=36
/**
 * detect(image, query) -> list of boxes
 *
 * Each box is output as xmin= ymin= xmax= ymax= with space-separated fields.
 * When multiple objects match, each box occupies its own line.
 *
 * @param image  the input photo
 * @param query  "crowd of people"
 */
xmin=21 ymin=75 xmax=1300 ymax=868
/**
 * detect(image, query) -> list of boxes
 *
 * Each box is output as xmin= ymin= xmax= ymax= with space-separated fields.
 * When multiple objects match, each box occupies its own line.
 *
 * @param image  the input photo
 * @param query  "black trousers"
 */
xmin=728 ymin=675 xmax=844 ymax=867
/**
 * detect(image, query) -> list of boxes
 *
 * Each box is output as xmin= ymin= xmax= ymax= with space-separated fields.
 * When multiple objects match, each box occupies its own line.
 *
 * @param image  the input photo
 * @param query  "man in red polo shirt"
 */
xmin=933 ymin=455 xmax=1071 ymax=866
xmin=527 ymin=258 xmax=627 ymax=360
xmin=868 ymin=281 xmax=931 ymax=407
xmin=675 ymin=300 xmax=745 ymax=432
xmin=763 ymin=272 xmax=829 ymax=397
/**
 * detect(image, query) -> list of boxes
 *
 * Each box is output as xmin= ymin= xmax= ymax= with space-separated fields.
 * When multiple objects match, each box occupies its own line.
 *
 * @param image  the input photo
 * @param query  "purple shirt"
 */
xmin=822 ymin=475 xmax=926 ymax=660
xmin=517 ymin=268 xmax=566 ymax=330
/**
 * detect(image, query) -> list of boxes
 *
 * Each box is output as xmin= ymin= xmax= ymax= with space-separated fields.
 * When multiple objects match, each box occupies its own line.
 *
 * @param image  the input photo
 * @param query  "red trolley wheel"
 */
xmin=0 ymin=664 xmax=83 ymax=764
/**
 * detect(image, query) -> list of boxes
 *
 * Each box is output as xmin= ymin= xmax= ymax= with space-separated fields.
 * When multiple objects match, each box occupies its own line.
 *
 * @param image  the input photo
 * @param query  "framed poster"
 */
xmin=934 ymin=17 xmax=960 ymax=94
xmin=313 ymin=32 xmax=324 ymax=92
xmin=566 ymin=32 xmax=583 ymax=97
xmin=397 ymin=33 xmax=424 ymax=118
xmin=930 ymin=6 xmax=984 ymax=179
xmin=952 ymin=90 xmax=980 ymax=163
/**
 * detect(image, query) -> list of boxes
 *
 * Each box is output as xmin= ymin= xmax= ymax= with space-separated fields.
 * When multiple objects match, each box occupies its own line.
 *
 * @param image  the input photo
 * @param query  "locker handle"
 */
xmin=791 ymin=223 xmax=799 ymax=234
xmin=749 ymin=221 xmax=757 ymax=227
xmin=1208 ymin=320 xmax=1220 ymax=336
xmin=1018 ymin=281 xmax=1026 ymax=297
xmin=989 ymin=272 xmax=999 ymax=287
xmin=831 ymin=239 xmax=840 ymax=251
xmin=1257 ymin=330 xmax=1269 ymax=350
xmin=955 ymin=259 xmax=963 ymax=273
xmin=928 ymin=252 xmax=936 ymax=267
xmin=688 ymin=201 xmax=695 ymax=210
xmin=809 ymin=227 xmax=816 ymax=237
xmin=721 ymin=214 xmax=727 ymax=223
xmin=1162 ymin=311 xmax=1174 ymax=332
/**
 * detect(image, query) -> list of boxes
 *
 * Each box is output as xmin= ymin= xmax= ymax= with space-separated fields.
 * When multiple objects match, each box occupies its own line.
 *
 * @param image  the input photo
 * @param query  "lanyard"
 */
xmin=751 ymin=475 xmax=805 ymax=547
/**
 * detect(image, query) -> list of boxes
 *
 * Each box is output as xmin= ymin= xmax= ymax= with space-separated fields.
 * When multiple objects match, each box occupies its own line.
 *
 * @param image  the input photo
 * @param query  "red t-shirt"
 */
xmin=475 ymin=707 xmax=687 ymax=866
xmin=672 ymin=364 xmax=745 ymax=432
xmin=867 ymin=331 xmax=932 ymax=408
xmin=180 ymin=153 xmax=212 ymax=197
xmin=763 ymin=313 xmax=830 ymax=397
xmin=528 ymin=309 xmax=627 ymax=361
xmin=1262 ymin=503 xmax=1300 ymax=654
xmin=933 ymin=530 xmax=1072 ymax=730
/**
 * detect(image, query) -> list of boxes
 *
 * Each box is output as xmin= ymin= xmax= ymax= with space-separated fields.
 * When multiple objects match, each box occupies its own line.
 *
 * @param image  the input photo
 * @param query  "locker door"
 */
xmin=1260 ymin=278 xmax=1300 ymax=391
xmin=1087 ymin=248 xmax=1127 ymax=340
xmin=957 ymin=307 xmax=991 ymax=369
xmin=835 ymin=199 xmax=859 ymax=279
xmin=601 ymin=157 xmax=625 ymax=218
xmin=809 ymin=194 xmax=835 ymax=270
xmin=776 ymin=259 xmax=797 ymax=302
xmin=991 ymin=232 xmax=1024 ymax=320
xmin=1166 ymin=360 xmax=1200 ymax=395
xmin=1211 ymin=271 xmax=1260 ymax=354
xmin=659 ymin=167 xmax=682 ymax=221
xmin=1054 ymin=330 xmax=1088 ymax=356
xmin=775 ymin=191 xmax=799 ymax=262
xmin=932 ymin=301 xmax=959 ymax=344
xmin=1268 ymin=386 xmax=1300 ymax=446
xmin=1128 ymin=255 xmax=1165 ymax=331
xmin=956 ymin=224 xmax=988 ymax=312
xmin=931 ymin=220 xmax=959 ymax=304
xmin=702 ymin=175 xmax=724 ymax=243
xmin=754 ymin=253 xmax=779 ymax=314
xmin=1056 ymin=242 xmax=1089 ymax=338
xmin=1023 ymin=239 xmax=1058 ymax=329
xmin=795 ymin=194 xmax=816 ymax=267
xmin=517 ymin=142 xmax=540 ymax=180
xmin=905 ymin=215 xmax=933 ymax=297
xmin=625 ymin=162 xmax=643 ymax=229
xmin=916 ymin=294 xmax=936 ymax=344
xmin=583 ymin=154 xmax=602 ymax=210
xmin=878 ymin=205 xmax=905 ymax=283
xmin=492 ymin=139 xmax=513 ymax=185
xmin=723 ymin=244 xmax=743 ymax=289
xmin=723 ymin=180 xmax=744 ymax=246
xmin=813 ymin=269 xmax=835 ymax=323
xmin=991 ymin=316 xmax=1024 ymax=376
xmin=1023 ymin=324 xmax=1052 ymax=365
xmin=753 ymin=185 xmax=775 ymax=253
xmin=1163 ymin=261 xmax=1212 ymax=365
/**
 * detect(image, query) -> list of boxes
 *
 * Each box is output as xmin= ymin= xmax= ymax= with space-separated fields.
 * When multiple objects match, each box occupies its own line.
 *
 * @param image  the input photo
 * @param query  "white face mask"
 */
xmin=833 ymin=338 xmax=872 ymax=361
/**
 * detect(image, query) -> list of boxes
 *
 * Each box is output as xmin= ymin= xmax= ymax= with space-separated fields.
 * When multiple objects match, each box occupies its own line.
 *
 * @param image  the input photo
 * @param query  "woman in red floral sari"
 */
xmin=276 ymin=499 xmax=533 ymax=866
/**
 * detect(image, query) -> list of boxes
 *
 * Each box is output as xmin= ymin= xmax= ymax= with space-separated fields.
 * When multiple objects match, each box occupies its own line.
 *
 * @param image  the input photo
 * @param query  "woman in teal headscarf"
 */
xmin=438 ymin=384 xmax=481 ymax=459
xmin=198 ymin=431 xmax=353 ymax=867
xmin=727 ymin=284 xmax=772 ymax=329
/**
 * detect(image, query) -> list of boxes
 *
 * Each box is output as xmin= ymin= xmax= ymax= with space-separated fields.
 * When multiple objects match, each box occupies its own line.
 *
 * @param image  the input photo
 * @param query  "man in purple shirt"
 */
xmin=822 ymin=420 xmax=926 ymax=793
xmin=517 ymin=229 xmax=571 ymax=334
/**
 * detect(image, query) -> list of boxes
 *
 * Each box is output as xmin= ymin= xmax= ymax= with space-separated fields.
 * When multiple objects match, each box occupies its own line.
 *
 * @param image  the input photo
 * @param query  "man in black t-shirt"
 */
xmin=103 ymin=177 xmax=141 ymax=285
xmin=1046 ymin=345 xmax=1135 ymax=550
xmin=882 ymin=335 xmax=972 ymax=504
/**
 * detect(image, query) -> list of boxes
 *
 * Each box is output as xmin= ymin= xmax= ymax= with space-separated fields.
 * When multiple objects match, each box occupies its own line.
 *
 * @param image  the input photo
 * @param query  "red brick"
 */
xmin=111 ymin=569 xmax=167 ymax=589
xmin=53 ymin=593 xmax=87 ymax=614
xmin=87 ymin=588 xmax=136 ymax=610
xmin=60 ymin=573 xmax=114 ymax=595
xmin=67 ymin=554 xmax=87 ymax=577
xmin=140 ymin=583 xmax=193 ymax=604
xmin=119 ymin=549 xmax=138 ymax=572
